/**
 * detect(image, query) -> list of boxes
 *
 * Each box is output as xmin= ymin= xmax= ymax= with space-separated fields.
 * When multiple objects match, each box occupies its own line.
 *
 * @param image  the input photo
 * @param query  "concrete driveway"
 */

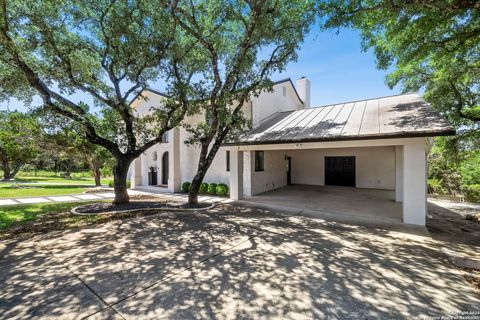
xmin=1 ymin=205 xmax=478 ymax=319
xmin=245 ymin=185 xmax=402 ymax=222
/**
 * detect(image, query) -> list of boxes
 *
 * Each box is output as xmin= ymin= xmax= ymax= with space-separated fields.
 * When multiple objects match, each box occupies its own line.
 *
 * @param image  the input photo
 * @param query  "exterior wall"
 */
xmin=245 ymin=150 xmax=288 ymax=196
xmin=251 ymin=83 xmax=303 ymax=126
xmin=132 ymin=91 xmax=165 ymax=115
xmin=286 ymin=146 xmax=396 ymax=190
xmin=129 ymin=81 xmax=303 ymax=189
xmin=139 ymin=134 xmax=171 ymax=187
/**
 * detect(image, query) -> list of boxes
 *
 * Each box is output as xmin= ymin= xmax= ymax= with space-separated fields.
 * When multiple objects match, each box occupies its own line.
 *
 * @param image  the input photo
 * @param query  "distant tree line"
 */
xmin=0 ymin=110 xmax=114 ymax=185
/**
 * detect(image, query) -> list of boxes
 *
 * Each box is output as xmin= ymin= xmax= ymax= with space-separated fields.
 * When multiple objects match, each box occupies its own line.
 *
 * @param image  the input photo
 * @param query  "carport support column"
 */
xmin=131 ymin=156 xmax=142 ymax=188
xmin=230 ymin=148 xmax=244 ymax=200
xmin=395 ymin=146 xmax=403 ymax=202
xmin=168 ymin=128 xmax=181 ymax=192
xmin=402 ymin=141 xmax=427 ymax=225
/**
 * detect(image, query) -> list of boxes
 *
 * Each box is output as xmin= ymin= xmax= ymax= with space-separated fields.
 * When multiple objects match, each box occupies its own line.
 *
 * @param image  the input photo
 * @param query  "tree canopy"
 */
xmin=319 ymin=0 xmax=480 ymax=126
xmin=0 ymin=0 xmax=193 ymax=203
xmin=0 ymin=111 xmax=41 ymax=180
xmin=168 ymin=0 xmax=316 ymax=203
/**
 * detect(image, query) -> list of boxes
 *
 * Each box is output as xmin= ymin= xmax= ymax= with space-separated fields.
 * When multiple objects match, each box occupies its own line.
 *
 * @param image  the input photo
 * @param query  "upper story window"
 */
xmin=226 ymin=150 xmax=230 ymax=172
xmin=162 ymin=131 xmax=169 ymax=143
xmin=282 ymin=87 xmax=286 ymax=97
xmin=255 ymin=151 xmax=264 ymax=172
xmin=152 ymin=151 xmax=158 ymax=161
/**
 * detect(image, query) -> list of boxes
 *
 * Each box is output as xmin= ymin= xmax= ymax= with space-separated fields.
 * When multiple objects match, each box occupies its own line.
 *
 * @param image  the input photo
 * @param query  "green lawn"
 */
xmin=12 ymin=175 xmax=113 ymax=185
xmin=0 ymin=184 xmax=89 ymax=198
xmin=0 ymin=171 xmax=114 ymax=198
xmin=0 ymin=200 xmax=158 ymax=240
xmin=0 ymin=202 xmax=86 ymax=229
xmin=2 ymin=170 xmax=113 ymax=185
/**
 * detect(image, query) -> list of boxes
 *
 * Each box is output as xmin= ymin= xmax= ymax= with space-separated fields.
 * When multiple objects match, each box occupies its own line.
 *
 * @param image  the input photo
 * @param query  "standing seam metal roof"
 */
xmin=228 ymin=93 xmax=455 ymax=145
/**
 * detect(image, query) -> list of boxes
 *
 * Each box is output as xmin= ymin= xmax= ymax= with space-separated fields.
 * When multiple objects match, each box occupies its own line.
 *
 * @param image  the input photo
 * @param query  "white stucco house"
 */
xmin=128 ymin=77 xmax=454 ymax=226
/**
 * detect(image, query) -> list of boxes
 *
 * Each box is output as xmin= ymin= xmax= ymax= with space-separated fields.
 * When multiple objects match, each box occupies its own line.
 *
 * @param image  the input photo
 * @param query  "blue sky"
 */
xmin=0 ymin=28 xmax=401 ymax=112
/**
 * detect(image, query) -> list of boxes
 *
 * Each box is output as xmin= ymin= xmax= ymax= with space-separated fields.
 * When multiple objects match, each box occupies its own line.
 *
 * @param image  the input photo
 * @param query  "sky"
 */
xmin=0 ymin=28 xmax=402 ymax=112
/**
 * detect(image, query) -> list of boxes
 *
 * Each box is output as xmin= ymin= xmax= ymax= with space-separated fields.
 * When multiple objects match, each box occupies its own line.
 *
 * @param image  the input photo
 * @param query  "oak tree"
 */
xmin=169 ymin=0 xmax=316 ymax=204
xmin=0 ymin=0 xmax=192 ymax=203
xmin=0 ymin=111 xmax=41 ymax=180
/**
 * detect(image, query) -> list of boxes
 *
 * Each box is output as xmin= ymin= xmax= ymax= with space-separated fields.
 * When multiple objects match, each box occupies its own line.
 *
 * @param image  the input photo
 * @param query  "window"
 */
xmin=282 ymin=87 xmax=286 ymax=97
xmin=152 ymin=151 xmax=157 ymax=161
xmin=226 ymin=150 xmax=230 ymax=172
xmin=162 ymin=132 xmax=169 ymax=143
xmin=255 ymin=151 xmax=264 ymax=172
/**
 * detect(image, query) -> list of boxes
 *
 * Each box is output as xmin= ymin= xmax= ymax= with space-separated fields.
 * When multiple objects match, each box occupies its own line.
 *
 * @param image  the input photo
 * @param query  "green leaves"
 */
xmin=0 ymin=111 xmax=41 ymax=179
xmin=320 ymin=0 xmax=480 ymax=125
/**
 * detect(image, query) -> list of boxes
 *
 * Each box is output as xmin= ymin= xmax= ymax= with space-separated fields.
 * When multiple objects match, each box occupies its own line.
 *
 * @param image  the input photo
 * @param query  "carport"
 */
xmin=245 ymin=184 xmax=402 ymax=222
xmin=225 ymin=94 xmax=455 ymax=226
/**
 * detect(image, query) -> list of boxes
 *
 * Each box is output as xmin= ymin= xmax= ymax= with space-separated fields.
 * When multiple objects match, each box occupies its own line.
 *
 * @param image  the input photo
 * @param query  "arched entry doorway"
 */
xmin=162 ymin=152 xmax=169 ymax=185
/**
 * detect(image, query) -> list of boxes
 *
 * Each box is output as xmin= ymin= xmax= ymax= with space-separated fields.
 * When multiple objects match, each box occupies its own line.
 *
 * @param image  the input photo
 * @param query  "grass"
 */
xmin=2 ymin=170 xmax=113 ymax=185
xmin=0 ymin=202 xmax=90 ymax=229
xmin=0 ymin=201 xmax=110 ymax=239
xmin=0 ymin=197 xmax=174 ymax=240
xmin=0 ymin=184 xmax=89 ymax=198
xmin=0 ymin=171 xmax=114 ymax=198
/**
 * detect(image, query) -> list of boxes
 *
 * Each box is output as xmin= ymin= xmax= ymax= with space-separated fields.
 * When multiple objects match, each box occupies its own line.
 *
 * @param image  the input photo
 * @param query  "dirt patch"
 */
xmin=73 ymin=199 xmax=212 ymax=214
xmin=458 ymin=267 xmax=480 ymax=295
xmin=427 ymin=201 xmax=480 ymax=247
xmin=84 ymin=187 xmax=114 ymax=193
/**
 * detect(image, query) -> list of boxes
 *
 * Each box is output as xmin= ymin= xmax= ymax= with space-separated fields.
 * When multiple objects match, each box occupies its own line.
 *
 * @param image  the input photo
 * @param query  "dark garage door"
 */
xmin=325 ymin=156 xmax=356 ymax=187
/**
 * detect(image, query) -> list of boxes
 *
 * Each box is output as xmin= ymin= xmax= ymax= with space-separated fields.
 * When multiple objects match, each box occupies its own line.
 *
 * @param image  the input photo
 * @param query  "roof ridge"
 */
xmin=313 ymin=92 xmax=419 ymax=109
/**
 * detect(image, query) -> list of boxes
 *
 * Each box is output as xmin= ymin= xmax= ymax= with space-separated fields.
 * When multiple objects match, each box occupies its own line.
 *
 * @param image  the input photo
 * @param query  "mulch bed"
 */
xmin=74 ymin=199 xmax=212 ymax=214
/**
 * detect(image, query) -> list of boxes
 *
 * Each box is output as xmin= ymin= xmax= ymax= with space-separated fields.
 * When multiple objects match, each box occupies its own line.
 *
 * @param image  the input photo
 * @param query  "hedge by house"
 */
xmin=216 ymin=183 xmax=229 ymax=196
xmin=181 ymin=181 xmax=229 ymax=196
xmin=207 ymin=183 xmax=217 ymax=194
xmin=199 ymin=182 xmax=209 ymax=194
xmin=109 ymin=180 xmax=131 ymax=188
xmin=182 ymin=181 xmax=191 ymax=193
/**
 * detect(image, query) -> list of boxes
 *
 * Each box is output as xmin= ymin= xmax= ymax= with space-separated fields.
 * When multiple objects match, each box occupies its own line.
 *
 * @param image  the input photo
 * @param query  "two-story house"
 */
xmin=128 ymin=77 xmax=454 ymax=226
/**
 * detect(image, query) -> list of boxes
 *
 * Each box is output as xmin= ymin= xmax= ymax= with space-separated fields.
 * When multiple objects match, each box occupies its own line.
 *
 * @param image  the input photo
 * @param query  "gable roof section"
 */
xmin=227 ymin=93 xmax=455 ymax=145
xmin=129 ymin=78 xmax=303 ymax=109
xmin=129 ymin=88 xmax=169 ymax=109
xmin=272 ymin=78 xmax=303 ymax=105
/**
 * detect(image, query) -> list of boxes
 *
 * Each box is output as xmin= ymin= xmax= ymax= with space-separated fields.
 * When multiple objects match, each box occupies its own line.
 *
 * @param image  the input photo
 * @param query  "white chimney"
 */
xmin=296 ymin=77 xmax=310 ymax=108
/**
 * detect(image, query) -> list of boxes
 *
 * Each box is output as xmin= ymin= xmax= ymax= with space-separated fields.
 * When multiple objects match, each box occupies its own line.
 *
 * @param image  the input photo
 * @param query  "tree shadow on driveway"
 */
xmin=1 ymin=204 xmax=479 ymax=319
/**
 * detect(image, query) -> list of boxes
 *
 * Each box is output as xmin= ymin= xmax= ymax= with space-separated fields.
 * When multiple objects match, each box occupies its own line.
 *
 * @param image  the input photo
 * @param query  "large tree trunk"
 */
xmin=2 ymin=160 xmax=12 ymax=180
xmin=1 ymin=160 xmax=22 ymax=180
xmin=188 ymin=141 xmax=222 ymax=205
xmin=88 ymin=158 xmax=102 ymax=187
xmin=93 ymin=165 xmax=102 ymax=187
xmin=188 ymin=166 xmax=209 ymax=204
xmin=112 ymin=158 xmax=133 ymax=205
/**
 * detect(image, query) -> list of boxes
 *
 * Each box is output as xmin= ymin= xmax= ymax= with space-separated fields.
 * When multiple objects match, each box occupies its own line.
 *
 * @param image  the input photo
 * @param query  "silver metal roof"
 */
xmin=231 ymin=93 xmax=455 ymax=145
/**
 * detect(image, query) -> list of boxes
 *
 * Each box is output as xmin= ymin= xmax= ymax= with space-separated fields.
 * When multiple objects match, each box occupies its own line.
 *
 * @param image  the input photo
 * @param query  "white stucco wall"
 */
xmin=139 ymin=134 xmax=171 ymax=186
xmin=129 ymin=81 xmax=304 ymax=189
xmin=285 ymin=147 xmax=396 ymax=190
xmin=252 ymin=83 xmax=303 ymax=126
xmin=248 ymin=150 xmax=288 ymax=195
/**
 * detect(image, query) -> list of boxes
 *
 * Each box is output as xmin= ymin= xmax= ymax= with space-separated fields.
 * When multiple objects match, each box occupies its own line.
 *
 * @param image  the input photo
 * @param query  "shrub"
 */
xmin=427 ymin=178 xmax=447 ymax=195
xmin=216 ymin=183 xmax=229 ymax=196
xmin=199 ymin=182 xmax=209 ymax=194
xmin=207 ymin=183 xmax=217 ymax=194
xmin=463 ymin=184 xmax=480 ymax=203
xmin=182 ymin=181 xmax=191 ymax=193
xmin=108 ymin=180 xmax=131 ymax=188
